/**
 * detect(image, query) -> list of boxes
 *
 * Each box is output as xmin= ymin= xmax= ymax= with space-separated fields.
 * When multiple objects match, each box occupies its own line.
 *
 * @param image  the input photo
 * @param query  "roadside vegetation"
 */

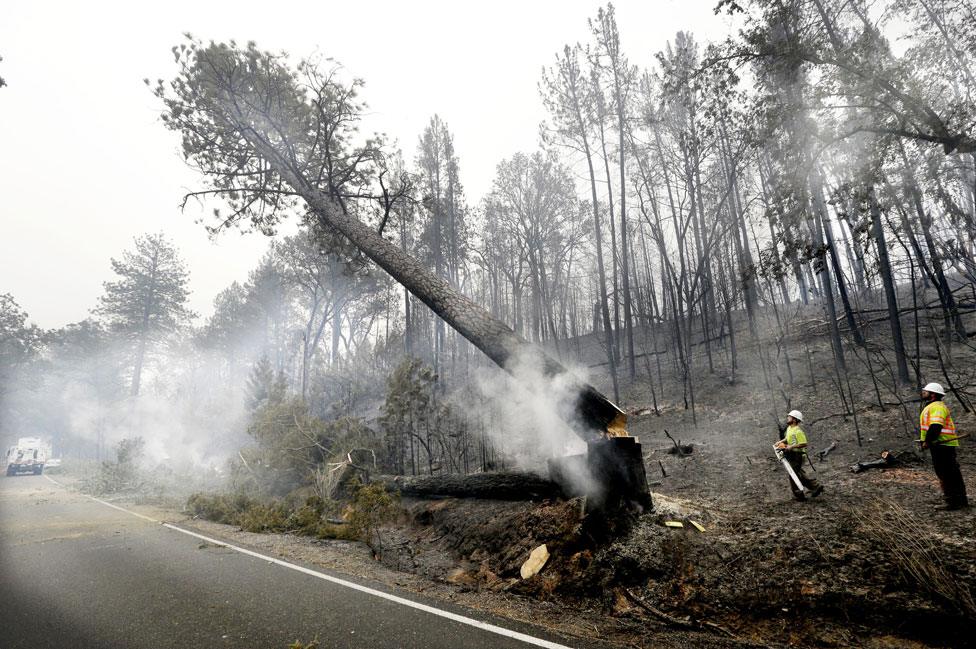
xmin=186 ymin=365 xmax=405 ymax=551
xmin=76 ymin=436 xmax=223 ymax=507
xmin=186 ymin=484 xmax=398 ymax=551
xmin=79 ymin=437 xmax=146 ymax=495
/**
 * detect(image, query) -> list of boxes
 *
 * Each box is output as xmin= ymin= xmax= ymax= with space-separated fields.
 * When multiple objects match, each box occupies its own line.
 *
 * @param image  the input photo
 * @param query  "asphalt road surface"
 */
xmin=0 ymin=475 xmax=581 ymax=649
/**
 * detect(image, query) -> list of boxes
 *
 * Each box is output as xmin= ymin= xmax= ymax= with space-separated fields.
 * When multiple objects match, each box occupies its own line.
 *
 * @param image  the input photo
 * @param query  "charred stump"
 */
xmin=549 ymin=437 xmax=653 ymax=514
xmin=587 ymin=437 xmax=653 ymax=512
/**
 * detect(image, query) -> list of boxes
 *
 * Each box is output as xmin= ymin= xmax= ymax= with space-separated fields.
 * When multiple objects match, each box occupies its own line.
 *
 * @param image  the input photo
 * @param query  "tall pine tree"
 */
xmin=95 ymin=233 xmax=193 ymax=396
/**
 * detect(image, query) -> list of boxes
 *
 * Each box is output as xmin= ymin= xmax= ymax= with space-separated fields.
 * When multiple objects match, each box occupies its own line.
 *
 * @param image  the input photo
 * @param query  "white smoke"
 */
xmin=4 ymin=330 xmax=256 ymax=477
xmin=465 ymin=347 xmax=600 ymax=496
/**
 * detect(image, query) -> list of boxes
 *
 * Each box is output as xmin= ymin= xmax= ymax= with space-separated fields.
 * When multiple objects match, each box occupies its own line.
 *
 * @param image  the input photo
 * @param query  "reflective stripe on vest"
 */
xmin=920 ymin=401 xmax=959 ymax=447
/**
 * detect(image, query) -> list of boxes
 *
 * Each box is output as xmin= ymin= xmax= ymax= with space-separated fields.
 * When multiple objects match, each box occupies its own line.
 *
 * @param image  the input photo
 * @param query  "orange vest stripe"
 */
xmin=920 ymin=401 xmax=959 ymax=445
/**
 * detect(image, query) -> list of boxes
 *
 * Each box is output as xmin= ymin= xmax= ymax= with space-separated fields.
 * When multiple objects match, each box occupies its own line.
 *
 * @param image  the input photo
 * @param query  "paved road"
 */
xmin=0 ymin=475 xmax=579 ymax=649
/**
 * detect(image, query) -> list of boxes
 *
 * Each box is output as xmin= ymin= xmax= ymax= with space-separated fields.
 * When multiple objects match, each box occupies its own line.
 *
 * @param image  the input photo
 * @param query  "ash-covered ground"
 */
xmin=132 ymin=320 xmax=973 ymax=648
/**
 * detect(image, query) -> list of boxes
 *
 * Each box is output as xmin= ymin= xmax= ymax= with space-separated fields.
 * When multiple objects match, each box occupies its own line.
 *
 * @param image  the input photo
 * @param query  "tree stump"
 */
xmin=548 ymin=437 xmax=653 ymax=513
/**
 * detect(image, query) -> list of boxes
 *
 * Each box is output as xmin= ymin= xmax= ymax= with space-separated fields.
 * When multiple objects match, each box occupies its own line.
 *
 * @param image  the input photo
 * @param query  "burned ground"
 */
xmin=353 ymin=317 xmax=976 ymax=647
xmin=101 ymin=307 xmax=976 ymax=648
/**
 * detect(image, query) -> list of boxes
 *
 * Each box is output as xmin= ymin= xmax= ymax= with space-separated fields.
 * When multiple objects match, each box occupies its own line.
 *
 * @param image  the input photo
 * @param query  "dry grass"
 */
xmin=287 ymin=639 xmax=318 ymax=649
xmin=853 ymin=498 xmax=976 ymax=617
xmin=862 ymin=467 xmax=939 ymax=487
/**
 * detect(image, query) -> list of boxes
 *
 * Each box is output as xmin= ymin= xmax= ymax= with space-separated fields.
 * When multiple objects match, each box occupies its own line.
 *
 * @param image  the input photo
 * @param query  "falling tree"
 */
xmin=155 ymin=39 xmax=624 ymax=436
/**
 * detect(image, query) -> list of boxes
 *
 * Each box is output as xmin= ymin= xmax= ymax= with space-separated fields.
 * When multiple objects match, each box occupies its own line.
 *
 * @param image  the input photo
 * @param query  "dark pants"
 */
xmin=930 ymin=445 xmax=969 ymax=506
xmin=787 ymin=453 xmax=820 ymax=498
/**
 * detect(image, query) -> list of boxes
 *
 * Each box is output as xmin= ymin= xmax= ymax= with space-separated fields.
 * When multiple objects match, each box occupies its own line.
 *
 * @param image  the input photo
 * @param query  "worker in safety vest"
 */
xmin=919 ymin=382 xmax=969 ymax=510
xmin=775 ymin=410 xmax=823 ymax=501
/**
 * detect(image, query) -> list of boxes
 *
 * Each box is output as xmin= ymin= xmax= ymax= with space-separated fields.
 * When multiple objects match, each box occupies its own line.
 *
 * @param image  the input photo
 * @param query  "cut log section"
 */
xmin=520 ymin=544 xmax=550 ymax=579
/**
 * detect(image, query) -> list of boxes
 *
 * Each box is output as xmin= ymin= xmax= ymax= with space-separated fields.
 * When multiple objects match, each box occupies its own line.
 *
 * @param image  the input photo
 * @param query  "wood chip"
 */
xmin=520 ymin=544 xmax=549 ymax=579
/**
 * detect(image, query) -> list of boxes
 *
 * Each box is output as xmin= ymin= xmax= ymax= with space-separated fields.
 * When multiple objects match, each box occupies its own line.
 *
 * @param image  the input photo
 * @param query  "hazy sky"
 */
xmin=0 ymin=0 xmax=733 ymax=329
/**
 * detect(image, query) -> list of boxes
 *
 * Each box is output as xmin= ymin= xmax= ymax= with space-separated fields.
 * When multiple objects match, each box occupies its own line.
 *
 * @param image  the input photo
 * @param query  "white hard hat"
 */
xmin=788 ymin=409 xmax=804 ymax=422
xmin=923 ymin=382 xmax=946 ymax=396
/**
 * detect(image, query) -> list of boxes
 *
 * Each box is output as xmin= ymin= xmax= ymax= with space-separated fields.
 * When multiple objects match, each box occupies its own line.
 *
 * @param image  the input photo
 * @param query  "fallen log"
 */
xmin=817 ymin=441 xmax=838 ymax=462
xmin=850 ymin=449 xmax=921 ymax=473
xmin=372 ymin=472 xmax=564 ymax=501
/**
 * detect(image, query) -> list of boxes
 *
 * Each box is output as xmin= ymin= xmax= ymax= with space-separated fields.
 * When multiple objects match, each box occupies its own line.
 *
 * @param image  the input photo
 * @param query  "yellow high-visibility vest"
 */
xmin=920 ymin=401 xmax=959 ymax=447
xmin=785 ymin=425 xmax=808 ymax=455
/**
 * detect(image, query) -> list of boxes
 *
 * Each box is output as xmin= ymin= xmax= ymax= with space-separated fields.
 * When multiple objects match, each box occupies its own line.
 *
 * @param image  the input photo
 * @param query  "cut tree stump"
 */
xmin=587 ymin=437 xmax=653 ymax=511
xmin=549 ymin=437 xmax=654 ymax=513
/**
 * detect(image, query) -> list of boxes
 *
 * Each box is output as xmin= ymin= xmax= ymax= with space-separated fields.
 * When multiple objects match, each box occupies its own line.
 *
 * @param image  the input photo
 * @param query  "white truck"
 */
xmin=4 ymin=437 xmax=50 ymax=476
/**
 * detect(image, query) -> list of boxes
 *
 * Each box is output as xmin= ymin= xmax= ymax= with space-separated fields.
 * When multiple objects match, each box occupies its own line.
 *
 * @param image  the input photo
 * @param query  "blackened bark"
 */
xmin=813 ymin=172 xmax=863 ymax=345
xmin=374 ymin=471 xmax=563 ymax=501
xmin=808 ymin=192 xmax=847 ymax=375
xmin=869 ymin=186 xmax=911 ymax=384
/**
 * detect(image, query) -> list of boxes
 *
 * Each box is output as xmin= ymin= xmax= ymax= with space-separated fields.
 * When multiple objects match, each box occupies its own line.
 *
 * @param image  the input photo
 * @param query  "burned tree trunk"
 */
xmin=869 ymin=186 xmax=912 ymax=384
xmin=549 ymin=437 xmax=653 ymax=512
xmin=373 ymin=472 xmax=564 ymax=501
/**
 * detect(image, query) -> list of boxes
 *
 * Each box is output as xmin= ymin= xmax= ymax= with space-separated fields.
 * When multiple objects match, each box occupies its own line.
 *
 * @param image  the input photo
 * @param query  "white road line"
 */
xmin=41 ymin=474 xmax=573 ymax=649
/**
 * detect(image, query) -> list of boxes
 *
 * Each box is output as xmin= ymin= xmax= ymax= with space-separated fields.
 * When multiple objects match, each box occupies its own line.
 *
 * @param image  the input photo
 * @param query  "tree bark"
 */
xmin=869 ymin=186 xmax=911 ymax=384
xmin=808 ymin=191 xmax=847 ymax=375
xmin=813 ymin=171 xmax=863 ymax=345
xmin=373 ymin=471 xmax=563 ymax=501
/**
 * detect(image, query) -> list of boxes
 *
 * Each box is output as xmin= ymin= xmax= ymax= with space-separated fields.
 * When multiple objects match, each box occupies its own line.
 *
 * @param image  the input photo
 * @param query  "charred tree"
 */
xmin=159 ymin=41 xmax=631 ymax=442
xmin=869 ymin=186 xmax=912 ymax=384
